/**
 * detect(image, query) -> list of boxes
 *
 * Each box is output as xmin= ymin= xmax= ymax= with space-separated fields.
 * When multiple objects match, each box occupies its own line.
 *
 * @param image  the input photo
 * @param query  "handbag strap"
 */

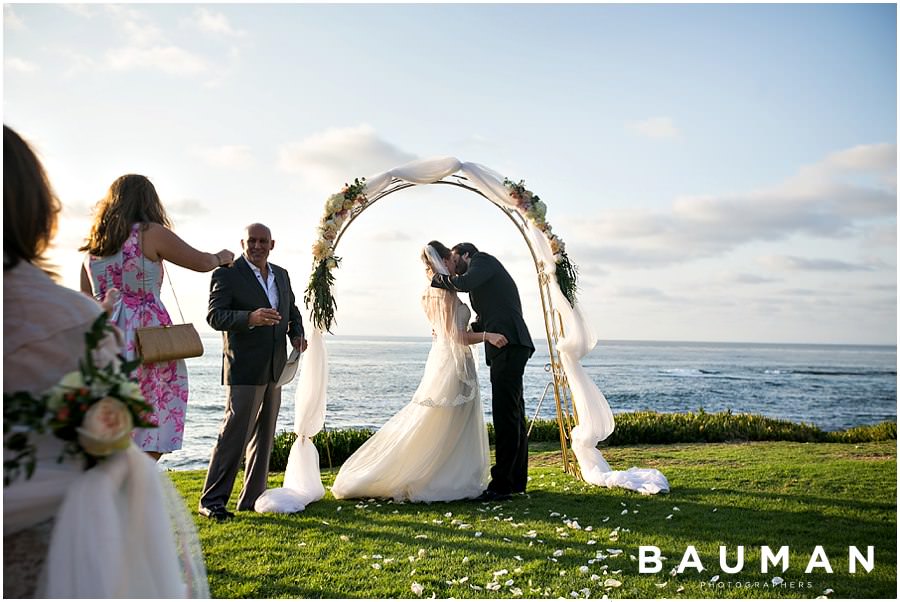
xmin=139 ymin=225 xmax=187 ymax=325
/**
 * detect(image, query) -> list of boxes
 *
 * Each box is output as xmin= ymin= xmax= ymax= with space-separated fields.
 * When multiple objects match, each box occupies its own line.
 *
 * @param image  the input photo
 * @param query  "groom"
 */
xmin=432 ymin=242 xmax=534 ymax=501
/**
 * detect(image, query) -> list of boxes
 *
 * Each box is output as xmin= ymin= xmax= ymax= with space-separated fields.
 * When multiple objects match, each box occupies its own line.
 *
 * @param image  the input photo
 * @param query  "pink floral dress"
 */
xmin=85 ymin=223 xmax=189 ymax=453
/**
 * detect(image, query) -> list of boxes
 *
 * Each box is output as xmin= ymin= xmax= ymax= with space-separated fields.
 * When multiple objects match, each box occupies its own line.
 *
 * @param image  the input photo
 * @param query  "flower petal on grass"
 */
xmin=604 ymin=578 xmax=622 ymax=588
xmin=411 ymin=582 xmax=424 ymax=596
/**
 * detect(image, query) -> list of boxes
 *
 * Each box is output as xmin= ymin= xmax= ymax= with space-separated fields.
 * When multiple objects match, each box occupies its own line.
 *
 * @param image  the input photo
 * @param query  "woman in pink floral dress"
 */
xmin=80 ymin=174 xmax=234 ymax=460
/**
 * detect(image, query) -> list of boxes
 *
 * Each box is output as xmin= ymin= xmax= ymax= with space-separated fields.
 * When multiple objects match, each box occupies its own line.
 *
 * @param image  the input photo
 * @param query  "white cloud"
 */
xmin=62 ymin=4 xmax=98 ymax=18
xmin=278 ymin=124 xmax=417 ymax=191
xmin=105 ymin=45 xmax=209 ymax=75
xmin=369 ymin=230 xmax=412 ymax=242
xmin=4 ymin=5 xmax=25 ymax=29
xmin=759 ymin=255 xmax=880 ymax=272
xmin=626 ymin=116 xmax=679 ymax=139
xmin=167 ymin=199 xmax=210 ymax=218
xmin=191 ymin=145 xmax=256 ymax=170
xmin=192 ymin=8 xmax=246 ymax=37
xmin=567 ymin=142 xmax=897 ymax=269
xmin=105 ymin=4 xmax=163 ymax=46
xmin=5 ymin=57 xmax=38 ymax=73
xmin=731 ymin=273 xmax=779 ymax=285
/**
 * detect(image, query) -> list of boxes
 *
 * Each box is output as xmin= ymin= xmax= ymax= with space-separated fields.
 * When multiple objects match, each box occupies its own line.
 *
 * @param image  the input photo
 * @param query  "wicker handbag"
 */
xmin=134 ymin=230 xmax=204 ymax=364
xmin=136 ymin=323 xmax=203 ymax=364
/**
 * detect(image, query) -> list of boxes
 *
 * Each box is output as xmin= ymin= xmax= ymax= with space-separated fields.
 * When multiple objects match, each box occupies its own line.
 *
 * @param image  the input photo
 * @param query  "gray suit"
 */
xmin=199 ymin=256 xmax=303 ymax=511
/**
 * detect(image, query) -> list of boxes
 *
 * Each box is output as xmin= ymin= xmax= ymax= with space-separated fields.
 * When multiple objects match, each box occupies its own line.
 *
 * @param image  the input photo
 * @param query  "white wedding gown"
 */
xmin=330 ymin=292 xmax=489 ymax=502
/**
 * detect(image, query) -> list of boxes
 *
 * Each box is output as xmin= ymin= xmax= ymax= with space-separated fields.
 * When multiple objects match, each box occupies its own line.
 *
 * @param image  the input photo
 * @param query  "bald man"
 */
xmin=198 ymin=223 xmax=306 ymax=520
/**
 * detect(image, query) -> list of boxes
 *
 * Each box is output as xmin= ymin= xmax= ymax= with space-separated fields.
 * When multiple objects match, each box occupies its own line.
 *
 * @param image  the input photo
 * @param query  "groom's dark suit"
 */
xmin=199 ymin=255 xmax=304 ymax=512
xmin=433 ymin=251 xmax=534 ymax=494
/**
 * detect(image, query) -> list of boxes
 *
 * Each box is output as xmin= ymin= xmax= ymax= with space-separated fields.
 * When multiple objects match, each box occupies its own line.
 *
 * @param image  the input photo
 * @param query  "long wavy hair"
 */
xmin=3 ymin=125 xmax=62 ymax=277
xmin=80 ymin=174 xmax=172 ymax=257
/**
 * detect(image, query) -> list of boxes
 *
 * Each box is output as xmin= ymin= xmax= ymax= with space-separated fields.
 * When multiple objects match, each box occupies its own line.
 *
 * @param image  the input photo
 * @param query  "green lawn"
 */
xmin=169 ymin=440 xmax=896 ymax=599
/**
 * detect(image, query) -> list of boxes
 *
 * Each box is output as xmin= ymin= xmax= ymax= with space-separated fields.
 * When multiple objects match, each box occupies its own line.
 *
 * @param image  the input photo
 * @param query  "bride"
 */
xmin=330 ymin=242 xmax=508 ymax=502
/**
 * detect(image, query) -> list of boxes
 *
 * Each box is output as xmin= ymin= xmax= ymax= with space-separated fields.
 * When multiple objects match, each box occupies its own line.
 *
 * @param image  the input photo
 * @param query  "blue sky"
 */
xmin=4 ymin=3 xmax=896 ymax=344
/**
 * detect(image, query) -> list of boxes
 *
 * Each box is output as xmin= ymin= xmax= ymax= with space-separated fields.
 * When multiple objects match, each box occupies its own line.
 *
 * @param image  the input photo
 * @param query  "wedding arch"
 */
xmin=255 ymin=157 xmax=668 ymax=514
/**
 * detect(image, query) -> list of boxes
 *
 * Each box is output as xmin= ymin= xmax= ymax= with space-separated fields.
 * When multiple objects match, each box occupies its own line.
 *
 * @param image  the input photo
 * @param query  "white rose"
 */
xmin=47 ymin=371 xmax=85 ymax=409
xmin=118 ymin=380 xmax=144 ymax=401
xmin=77 ymin=397 xmax=134 ymax=457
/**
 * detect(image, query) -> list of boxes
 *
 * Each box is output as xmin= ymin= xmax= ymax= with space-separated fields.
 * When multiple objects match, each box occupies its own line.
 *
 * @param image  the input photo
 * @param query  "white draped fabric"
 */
xmin=255 ymin=329 xmax=328 ymax=513
xmin=40 ymin=444 xmax=208 ymax=597
xmin=258 ymin=157 xmax=667 ymax=513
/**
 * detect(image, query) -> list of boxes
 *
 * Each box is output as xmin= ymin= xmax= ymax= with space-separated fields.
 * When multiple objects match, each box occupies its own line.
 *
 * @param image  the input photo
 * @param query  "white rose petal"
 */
xmin=411 ymin=582 xmax=424 ymax=596
xmin=603 ymin=578 xmax=622 ymax=588
xmin=772 ymin=577 xmax=784 ymax=586
xmin=710 ymin=575 xmax=720 ymax=583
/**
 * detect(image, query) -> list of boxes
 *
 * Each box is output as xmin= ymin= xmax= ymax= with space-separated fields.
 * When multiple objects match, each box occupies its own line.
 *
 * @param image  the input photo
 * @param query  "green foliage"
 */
xmin=554 ymin=251 xmax=578 ymax=306
xmin=270 ymin=412 xmax=896 ymax=471
xmin=824 ymin=420 xmax=897 ymax=443
xmin=271 ymin=428 xmax=375 ymax=471
xmin=303 ymin=257 xmax=340 ymax=333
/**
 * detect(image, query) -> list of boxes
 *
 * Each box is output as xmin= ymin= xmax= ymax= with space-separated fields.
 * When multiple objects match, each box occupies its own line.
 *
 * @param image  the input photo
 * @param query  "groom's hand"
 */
xmin=431 ymin=273 xmax=456 ymax=290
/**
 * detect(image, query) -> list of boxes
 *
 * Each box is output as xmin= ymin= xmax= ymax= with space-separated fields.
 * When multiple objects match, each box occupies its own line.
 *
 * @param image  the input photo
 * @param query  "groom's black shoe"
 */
xmin=475 ymin=489 xmax=512 ymax=502
xmin=199 ymin=505 xmax=235 ymax=521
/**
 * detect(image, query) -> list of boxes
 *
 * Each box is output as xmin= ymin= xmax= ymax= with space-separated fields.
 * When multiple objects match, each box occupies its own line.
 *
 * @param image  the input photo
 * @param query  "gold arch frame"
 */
xmin=328 ymin=175 xmax=581 ymax=478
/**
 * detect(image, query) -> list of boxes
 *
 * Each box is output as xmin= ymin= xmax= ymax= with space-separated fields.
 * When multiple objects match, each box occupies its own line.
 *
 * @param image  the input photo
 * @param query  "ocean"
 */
xmin=160 ymin=333 xmax=897 ymax=471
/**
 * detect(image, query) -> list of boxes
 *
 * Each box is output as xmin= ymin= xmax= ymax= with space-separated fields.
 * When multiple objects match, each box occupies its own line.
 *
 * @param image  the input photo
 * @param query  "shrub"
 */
xmin=269 ymin=412 xmax=896 ymax=471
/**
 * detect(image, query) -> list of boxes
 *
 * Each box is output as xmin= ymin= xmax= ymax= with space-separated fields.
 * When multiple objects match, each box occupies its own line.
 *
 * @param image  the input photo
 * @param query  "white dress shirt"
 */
xmin=247 ymin=260 xmax=279 ymax=309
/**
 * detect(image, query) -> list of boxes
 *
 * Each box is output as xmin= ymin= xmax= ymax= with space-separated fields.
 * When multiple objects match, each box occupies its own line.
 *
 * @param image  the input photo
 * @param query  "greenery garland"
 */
xmin=503 ymin=178 xmax=579 ymax=305
xmin=304 ymin=178 xmax=367 ymax=332
xmin=305 ymin=174 xmax=581 ymax=331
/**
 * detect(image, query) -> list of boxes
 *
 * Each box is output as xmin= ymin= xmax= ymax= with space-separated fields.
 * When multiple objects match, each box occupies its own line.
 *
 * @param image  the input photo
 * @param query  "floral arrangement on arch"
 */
xmin=504 ymin=178 xmax=579 ymax=305
xmin=3 ymin=314 xmax=156 ymax=486
xmin=305 ymin=177 xmax=368 ymax=332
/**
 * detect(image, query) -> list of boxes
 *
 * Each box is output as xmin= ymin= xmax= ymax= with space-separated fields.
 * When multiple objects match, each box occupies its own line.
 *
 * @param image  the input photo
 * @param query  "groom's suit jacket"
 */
xmin=207 ymin=255 xmax=304 ymax=385
xmin=432 ymin=251 xmax=534 ymax=364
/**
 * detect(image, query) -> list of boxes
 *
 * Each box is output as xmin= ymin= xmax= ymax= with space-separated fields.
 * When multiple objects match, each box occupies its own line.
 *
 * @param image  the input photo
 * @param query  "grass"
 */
xmin=169 ymin=440 xmax=897 ymax=599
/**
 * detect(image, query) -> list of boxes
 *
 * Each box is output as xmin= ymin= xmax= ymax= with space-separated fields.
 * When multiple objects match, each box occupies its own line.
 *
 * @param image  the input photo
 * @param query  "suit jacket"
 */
xmin=432 ymin=252 xmax=534 ymax=364
xmin=207 ymin=256 xmax=304 ymax=385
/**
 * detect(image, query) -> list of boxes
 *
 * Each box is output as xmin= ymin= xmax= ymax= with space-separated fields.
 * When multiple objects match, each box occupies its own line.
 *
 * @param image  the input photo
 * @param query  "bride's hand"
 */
xmin=486 ymin=333 xmax=508 ymax=348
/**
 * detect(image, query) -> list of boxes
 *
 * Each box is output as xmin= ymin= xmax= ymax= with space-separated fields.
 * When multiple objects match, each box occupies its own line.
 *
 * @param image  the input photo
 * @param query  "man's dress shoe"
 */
xmin=198 ymin=506 xmax=235 ymax=521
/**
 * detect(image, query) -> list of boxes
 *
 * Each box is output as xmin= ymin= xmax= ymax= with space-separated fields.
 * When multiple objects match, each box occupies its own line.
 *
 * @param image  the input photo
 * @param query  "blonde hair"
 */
xmin=80 ymin=174 xmax=172 ymax=257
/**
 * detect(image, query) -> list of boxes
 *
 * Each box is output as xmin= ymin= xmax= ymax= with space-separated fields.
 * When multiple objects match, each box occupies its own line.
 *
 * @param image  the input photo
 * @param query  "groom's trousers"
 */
xmin=487 ymin=344 xmax=531 ymax=494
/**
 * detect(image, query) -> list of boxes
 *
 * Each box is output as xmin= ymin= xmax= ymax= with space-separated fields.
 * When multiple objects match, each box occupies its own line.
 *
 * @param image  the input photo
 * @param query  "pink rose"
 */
xmin=77 ymin=397 xmax=134 ymax=457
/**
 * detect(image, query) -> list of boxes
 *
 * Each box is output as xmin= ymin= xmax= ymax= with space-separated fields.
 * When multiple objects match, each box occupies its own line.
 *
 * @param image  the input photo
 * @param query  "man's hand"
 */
xmin=249 ymin=307 xmax=281 ymax=327
xmin=292 ymin=335 xmax=308 ymax=353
